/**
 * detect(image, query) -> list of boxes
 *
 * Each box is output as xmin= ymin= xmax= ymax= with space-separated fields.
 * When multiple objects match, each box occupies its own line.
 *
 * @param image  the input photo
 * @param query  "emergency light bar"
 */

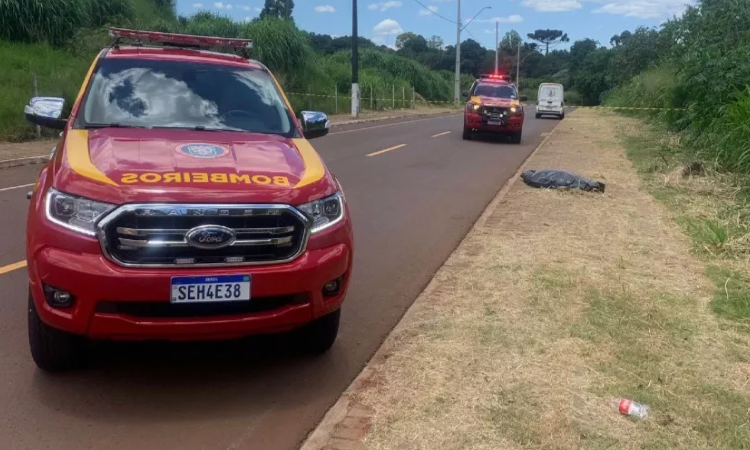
xmin=108 ymin=27 xmax=253 ymax=50
xmin=480 ymin=73 xmax=513 ymax=82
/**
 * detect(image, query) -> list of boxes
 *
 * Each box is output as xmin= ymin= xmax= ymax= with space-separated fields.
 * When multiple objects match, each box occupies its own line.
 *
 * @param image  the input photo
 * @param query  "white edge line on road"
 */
xmin=0 ymin=183 xmax=33 ymax=193
xmin=431 ymin=131 xmax=451 ymax=138
xmin=328 ymin=113 xmax=461 ymax=136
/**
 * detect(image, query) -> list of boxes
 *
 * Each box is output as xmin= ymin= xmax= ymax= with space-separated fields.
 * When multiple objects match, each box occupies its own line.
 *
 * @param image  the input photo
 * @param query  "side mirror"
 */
xmin=520 ymin=95 xmax=529 ymax=102
xmin=25 ymin=97 xmax=67 ymax=130
xmin=299 ymin=111 xmax=330 ymax=140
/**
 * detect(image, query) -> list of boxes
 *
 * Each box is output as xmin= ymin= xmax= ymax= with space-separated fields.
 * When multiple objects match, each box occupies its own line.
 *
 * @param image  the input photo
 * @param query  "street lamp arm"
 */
xmin=461 ymin=6 xmax=491 ymax=31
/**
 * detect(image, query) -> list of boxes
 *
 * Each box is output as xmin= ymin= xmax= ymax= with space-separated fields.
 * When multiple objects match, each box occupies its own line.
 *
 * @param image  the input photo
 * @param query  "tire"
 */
xmin=28 ymin=292 xmax=88 ymax=372
xmin=560 ymin=112 xmax=565 ymax=120
xmin=294 ymin=309 xmax=341 ymax=354
xmin=535 ymin=113 xmax=541 ymax=119
xmin=462 ymin=127 xmax=472 ymax=140
xmin=510 ymin=131 xmax=522 ymax=144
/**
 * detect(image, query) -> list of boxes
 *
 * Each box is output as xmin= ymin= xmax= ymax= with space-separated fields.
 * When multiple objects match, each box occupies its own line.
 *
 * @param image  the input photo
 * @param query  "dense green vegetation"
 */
xmin=603 ymin=0 xmax=750 ymax=175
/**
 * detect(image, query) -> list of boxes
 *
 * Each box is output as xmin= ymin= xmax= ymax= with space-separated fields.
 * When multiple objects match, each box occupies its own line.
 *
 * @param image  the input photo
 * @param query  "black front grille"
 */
xmin=99 ymin=205 xmax=309 ymax=266
xmin=482 ymin=106 xmax=510 ymax=121
xmin=96 ymin=294 xmax=309 ymax=318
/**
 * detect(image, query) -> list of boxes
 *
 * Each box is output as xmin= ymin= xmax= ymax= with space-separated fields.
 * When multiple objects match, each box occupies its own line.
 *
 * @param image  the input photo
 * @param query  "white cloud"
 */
xmin=592 ymin=0 xmax=690 ymax=19
xmin=419 ymin=5 xmax=439 ymax=16
xmin=373 ymin=18 xmax=403 ymax=35
xmin=226 ymin=3 xmax=233 ymax=9
xmin=314 ymin=4 xmax=336 ymax=13
xmin=213 ymin=1 xmax=226 ymax=8
xmin=521 ymin=0 xmax=582 ymax=12
xmin=474 ymin=15 xmax=524 ymax=24
xmin=254 ymin=6 xmax=261 ymax=12
xmin=241 ymin=5 xmax=250 ymax=10
xmin=368 ymin=1 xmax=402 ymax=12
xmin=192 ymin=2 xmax=204 ymax=8
xmin=522 ymin=0 xmax=692 ymax=18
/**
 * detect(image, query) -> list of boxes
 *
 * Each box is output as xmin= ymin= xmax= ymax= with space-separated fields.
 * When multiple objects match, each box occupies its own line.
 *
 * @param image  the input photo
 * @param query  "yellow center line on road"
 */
xmin=432 ymin=131 xmax=452 ymax=138
xmin=0 ymin=260 xmax=26 ymax=276
xmin=366 ymin=144 xmax=407 ymax=157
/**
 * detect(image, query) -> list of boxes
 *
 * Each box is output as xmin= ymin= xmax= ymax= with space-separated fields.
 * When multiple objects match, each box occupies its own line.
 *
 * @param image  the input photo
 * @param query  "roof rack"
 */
xmin=108 ymin=27 xmax=253 ymax=57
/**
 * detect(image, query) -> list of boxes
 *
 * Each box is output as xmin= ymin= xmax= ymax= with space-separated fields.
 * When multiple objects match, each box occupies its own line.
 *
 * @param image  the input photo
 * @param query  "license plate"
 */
xmin=171 ymin=275 xmax=251 ymax=303
xmin=487 ymin=120 xmax=504 ymax=125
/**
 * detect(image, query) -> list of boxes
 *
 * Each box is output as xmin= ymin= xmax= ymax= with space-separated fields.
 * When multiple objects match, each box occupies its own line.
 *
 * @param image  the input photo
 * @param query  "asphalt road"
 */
xmin=0 ymin=113 xmax=559 ymax=450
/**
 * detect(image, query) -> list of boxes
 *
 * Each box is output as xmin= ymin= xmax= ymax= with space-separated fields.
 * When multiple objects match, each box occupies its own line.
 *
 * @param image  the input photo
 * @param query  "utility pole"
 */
xmin=494 ymin=22 xmax=499 ymax=73
xmin=516 ymin=42 xmax=521 ymax=87
xmin=453 ymin=0 xmax=461 ymax=105
xmin=351 ymin=0 xmax=359 ymax=117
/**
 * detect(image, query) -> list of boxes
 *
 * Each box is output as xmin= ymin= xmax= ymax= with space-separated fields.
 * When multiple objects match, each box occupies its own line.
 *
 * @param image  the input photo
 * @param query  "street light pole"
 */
xmin=516 ymin=41 xmax=520 ymax=86
xmin=494 ymin=22 xmax=498 ymax=73
xmin=453 ymin=0 xmax=461 ymax=106
xmin=352 ymin=0 xmax=359 ymax=117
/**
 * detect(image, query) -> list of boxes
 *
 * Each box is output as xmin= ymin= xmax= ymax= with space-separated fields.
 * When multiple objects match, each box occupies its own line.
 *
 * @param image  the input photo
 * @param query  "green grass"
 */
xmin=621 ymin=121 xmax=750 ymax=331
xmin=0 ymin=41 xmax=90 ymax=141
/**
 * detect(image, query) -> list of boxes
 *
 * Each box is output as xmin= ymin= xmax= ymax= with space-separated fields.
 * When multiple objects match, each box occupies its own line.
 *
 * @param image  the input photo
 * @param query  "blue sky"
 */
xmin=177 ymin=0 xmax=693 ymax=50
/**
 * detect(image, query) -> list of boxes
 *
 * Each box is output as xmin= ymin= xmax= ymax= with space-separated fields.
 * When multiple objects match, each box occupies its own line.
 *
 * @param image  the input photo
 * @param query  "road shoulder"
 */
xmin=301 ymin=110 xmax=750 ymax=449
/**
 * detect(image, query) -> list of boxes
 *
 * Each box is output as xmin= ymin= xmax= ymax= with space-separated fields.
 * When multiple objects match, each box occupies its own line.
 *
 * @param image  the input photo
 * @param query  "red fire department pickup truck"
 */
xmin=23 ymin=28 xmax=353 ymax=372
xmin=462 ymin=74 xmax=528 ymax=144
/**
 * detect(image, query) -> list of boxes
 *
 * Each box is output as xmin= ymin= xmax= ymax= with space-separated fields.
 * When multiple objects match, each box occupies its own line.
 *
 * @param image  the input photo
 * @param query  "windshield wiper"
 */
xmin=84 ymin=123 xmax=146 ymax=129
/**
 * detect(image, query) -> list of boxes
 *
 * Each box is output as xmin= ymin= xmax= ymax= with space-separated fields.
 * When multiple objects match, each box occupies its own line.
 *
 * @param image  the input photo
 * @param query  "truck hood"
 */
xmin=54 ymin=128 xmax=336 ymax=205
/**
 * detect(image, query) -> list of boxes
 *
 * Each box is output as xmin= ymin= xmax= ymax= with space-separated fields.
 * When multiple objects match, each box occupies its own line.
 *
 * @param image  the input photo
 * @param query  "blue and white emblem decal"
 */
xmin=177 ymin=143 xmax=230 ymax=159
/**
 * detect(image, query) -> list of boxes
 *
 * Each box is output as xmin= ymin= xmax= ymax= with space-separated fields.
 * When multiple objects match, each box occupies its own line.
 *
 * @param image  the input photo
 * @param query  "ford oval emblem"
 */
xmin=185 ymin=225 xmax=236 ymax=250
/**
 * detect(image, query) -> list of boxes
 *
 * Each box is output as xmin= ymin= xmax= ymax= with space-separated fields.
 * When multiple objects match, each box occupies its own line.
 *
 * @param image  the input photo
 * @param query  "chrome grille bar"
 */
xmin=116 ymin=226 xmax=296 ymax=236
xmin=118 ymin=236 xmax=293 ymax=248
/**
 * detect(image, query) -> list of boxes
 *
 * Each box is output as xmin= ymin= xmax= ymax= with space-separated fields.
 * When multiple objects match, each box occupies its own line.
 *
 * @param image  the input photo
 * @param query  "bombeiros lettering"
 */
xmin=120 ymin=172 xmax=291 ymax=186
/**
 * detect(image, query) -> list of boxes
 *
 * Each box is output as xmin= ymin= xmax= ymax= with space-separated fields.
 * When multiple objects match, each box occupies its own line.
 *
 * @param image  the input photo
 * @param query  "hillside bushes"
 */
xmin=603 ymin=0 xmax=750 ymax=173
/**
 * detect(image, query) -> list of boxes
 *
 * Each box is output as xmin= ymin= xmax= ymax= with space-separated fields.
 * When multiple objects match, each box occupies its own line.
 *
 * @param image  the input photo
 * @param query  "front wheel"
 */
xmin=510 ymin=131 xmax=522 ymax=144
xmin=535 ymin=113 xmax=541 ymax=119
xmin=28 ymin=292 xmax=88 ymax=372
xmin=294 ymin=309 xmax=341 ymax=354
xmin=462 ymin=127 xmax=472 ymax=140
xmin=560 ymin=112 xmax=565 ymax=120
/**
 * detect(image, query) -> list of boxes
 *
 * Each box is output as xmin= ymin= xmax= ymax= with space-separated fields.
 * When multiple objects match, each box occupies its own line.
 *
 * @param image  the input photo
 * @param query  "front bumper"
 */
xmin=536 ymin=106 xmax=563 ymax=115
xmin=464 ymin=113 xmax=524 ymax=133
xmin=27 ymin=214 xmax=353 ymax=341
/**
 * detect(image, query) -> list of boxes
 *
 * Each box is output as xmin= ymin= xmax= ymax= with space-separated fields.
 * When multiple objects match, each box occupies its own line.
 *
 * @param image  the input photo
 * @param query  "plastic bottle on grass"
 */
xmin=612 ymin=398 xmax=649 ymax=419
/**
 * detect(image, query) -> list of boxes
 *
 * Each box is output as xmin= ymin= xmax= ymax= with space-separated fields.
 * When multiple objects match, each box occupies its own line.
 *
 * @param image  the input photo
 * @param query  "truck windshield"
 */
xmin=78 ymin=58 xmax=293 ymax=136
xmin=474 ymin=84 xmax=516 ymax=99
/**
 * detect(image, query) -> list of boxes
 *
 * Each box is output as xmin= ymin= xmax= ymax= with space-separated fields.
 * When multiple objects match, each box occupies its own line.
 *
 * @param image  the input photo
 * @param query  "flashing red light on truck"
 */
xmin=108 ymin=27 xmax=253 ymax=49
xmin=479 ymin=73 xmax=513 ymax=83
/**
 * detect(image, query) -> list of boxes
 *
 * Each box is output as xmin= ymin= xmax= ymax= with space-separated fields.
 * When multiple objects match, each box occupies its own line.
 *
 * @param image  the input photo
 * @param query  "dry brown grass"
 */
xmin=350 ymin=109 xmax=750 ymax=450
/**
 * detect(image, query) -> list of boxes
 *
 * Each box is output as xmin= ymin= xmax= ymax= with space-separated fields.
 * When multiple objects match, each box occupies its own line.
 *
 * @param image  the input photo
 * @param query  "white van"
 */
xmin=536 ymin=83 xmax=564 ymax=119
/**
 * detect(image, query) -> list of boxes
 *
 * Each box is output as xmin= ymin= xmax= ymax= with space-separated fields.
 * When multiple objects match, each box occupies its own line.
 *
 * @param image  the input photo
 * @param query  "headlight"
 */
xmin=510 ymin=105 xmax=521 ymax=114
xmin=472 ymin=103 xmax=481 ymax=111
xmin=297 ymin=192 xmax=344 ymax=234
xmin=45 ymin=188 xmax=115 ymax=236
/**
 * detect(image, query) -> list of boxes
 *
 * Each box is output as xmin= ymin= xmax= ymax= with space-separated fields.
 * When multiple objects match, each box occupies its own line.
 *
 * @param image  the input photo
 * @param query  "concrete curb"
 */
xmin=0 ymin=155 xmax=49 ymax=170
xmin=299 ymin=118 xmax=563 ymax=450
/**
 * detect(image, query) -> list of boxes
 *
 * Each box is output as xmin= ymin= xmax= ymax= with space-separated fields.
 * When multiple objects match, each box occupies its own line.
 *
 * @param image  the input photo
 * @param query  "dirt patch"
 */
xmin=306 ymin=109 xmax=750 ymax=450
xmin=0 ymin=139 xmax=56 ymax=161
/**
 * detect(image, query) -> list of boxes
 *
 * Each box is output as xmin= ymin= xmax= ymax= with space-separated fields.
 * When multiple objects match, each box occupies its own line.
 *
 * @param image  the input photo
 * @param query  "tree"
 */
xmin=527 ymin=29 xmax=569 ymax=54
xmin=427 ymin=35 xmax=444 ymax=50
xmin=610 ymin=30 xmax=632 ymax=47
xmin=259 ymin=0 xmax=294 ymax=20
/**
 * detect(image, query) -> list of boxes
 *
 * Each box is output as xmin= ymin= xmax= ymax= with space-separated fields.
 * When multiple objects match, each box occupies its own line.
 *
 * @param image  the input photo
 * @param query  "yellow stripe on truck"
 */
xmin=66 ymin=130 xmax=118 ymax=186
xmin=292 ymin=139 xmax=325 ymax=189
